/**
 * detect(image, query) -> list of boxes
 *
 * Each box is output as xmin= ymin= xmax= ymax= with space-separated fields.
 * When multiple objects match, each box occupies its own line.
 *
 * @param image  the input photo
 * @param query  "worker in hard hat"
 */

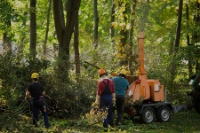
xmin=25 ymin=72 xmax=50 ymax=128
xmin=111 ymin=69 xmax=129 ymax=125
xmin=95 ymin=68 xmax=116 ymax=132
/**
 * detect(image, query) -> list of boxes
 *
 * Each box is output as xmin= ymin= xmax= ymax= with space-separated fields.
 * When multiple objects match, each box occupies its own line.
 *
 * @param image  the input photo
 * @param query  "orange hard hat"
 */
xmin=98 ymin=68 xmax=106 ymax=75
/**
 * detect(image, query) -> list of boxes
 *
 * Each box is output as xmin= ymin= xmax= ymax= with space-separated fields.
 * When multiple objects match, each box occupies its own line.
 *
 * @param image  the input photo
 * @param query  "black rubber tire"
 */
xmin=156 ymin=106 xmax=171 ymax=122
xmin=140 ymin=107 xmax=155 ymax=124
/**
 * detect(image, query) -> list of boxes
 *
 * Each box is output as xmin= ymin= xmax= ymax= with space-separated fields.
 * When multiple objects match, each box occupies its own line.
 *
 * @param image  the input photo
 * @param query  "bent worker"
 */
xmin=95 ymin=68 xmax=116 ymax=132
xmin=25 ymin=72 xmax=50 ymax=128
xmin=111 ymin=69 xmax=129 ymax=125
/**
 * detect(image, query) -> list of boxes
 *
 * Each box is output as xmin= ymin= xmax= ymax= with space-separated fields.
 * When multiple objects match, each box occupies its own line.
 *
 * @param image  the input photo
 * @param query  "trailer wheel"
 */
xmin=156 ymin=106 xmax=171 ymax=122
xmin=140 ymin=107 xmax=155 ymax=124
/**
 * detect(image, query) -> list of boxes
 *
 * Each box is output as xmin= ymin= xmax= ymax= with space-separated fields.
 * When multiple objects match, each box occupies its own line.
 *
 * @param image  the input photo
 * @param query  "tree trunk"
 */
xmin=30 ymin=0 xmax=37 ymax=58
xmin=110 ymin=0 xmax=115 ymax=49
xmin=93 ymin=0 xmax=98 ymax=49
xmin=43 ymin=0 xmax=52 ymax=58
xmin=174 ymin=0 xmax=183 ymax=54
xmin=119 ymin=2 xmax=128 ymax=66
xmin=2 ymin=1 xmax=12 ymax=54
xmin=169 ymin=0 xmax=183 ymax=90
xmin=18 ymin=6 xmax=28 ymax=55
xmin=186 ymin=4 xmax=193 ymax=77
xmin=74 ymin=9 xmax=80 ymax=81
xmin=128 ymin=0 xmax=137 ymax=74
xmin=53 ymin=0 xmax=81 ymax=80
xmin=3 ymin=32 xmax=11 ymax=54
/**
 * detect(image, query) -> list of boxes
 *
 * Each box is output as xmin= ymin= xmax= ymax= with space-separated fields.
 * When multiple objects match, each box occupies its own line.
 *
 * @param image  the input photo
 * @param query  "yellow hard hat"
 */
xmin=120 ymin=69 xmax=128 ymax=75
xmin=31 ymin=72 xmax=39 ymax=79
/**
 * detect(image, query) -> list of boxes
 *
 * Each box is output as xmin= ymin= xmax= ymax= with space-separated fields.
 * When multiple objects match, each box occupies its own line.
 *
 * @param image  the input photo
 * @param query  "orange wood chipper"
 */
xmin=125 ymin=32 xmax=175 ymax=124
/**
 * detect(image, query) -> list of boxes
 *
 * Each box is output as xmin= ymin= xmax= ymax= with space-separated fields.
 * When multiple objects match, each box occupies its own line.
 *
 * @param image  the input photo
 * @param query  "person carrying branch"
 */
xmin=25 ymin=72 xmax=50 ymax=128
xmin=95 ymin=68 xmax=116 ymax=132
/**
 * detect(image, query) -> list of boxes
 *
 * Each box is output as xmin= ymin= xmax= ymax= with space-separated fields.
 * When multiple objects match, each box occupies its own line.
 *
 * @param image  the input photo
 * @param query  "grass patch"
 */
xmin=1 ymin=109 xmax=200 ymax=133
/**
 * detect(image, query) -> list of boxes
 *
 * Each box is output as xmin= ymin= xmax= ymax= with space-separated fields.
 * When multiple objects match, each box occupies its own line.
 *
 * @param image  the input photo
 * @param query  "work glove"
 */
xmin=25 ymin=95 xmax=31 ymax=101
xmin=94 ymin=95 xmax=100 ymax=108
xmin=93 ymin=101 xmax=100 ymax=109
xmin=112 ymin=99 xmax=116 ymax=107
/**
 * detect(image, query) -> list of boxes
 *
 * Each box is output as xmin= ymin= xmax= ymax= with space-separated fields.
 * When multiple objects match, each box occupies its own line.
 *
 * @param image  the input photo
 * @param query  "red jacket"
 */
xmin=97 ymin=77 xmax=115 ymax=96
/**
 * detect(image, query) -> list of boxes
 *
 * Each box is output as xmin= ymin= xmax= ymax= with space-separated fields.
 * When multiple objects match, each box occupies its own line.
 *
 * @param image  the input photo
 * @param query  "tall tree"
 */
xmin=93 ymin=0 xmax=98 ymax=49
xmin=74 ymin=8 xmax=80 ymax=81
xmin=1 ymin=1 xmax=13 ymax=53
xmin=43 ymin=0 xmax=52 ymax=58
xmin=18 ymin=3 xmax=28 ymax=55
xmin=168 ymin=0 xmax=183 ymax=89
xmin=112 ymin=0 xmax=135 ymax=69
xmin=110 ymin=0 xmax=115 ymax=47
xmin=53 ymin=0 xmax=81 ymax=79
xmin=174 ymin=0 xmax=183 ymax=54
xmin=128 ymin=0 xmax=137 ymax=74
xmin=30 ymin=0 xmax=37 ymax=58
xmin=3 ymin=22 xmax=11 ymax=53
xmin=119 ymin=1 xmax=128 ymax=66
xmin=186 ymin=4 xmax=193 ymax=77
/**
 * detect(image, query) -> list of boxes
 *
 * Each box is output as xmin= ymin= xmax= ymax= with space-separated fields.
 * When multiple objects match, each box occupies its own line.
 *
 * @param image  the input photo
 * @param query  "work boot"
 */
xmin=110 ymin=127 xmax=115 ymax=132
xmin=104 ymin=128 xmax=108 ymax=132
xmin=45 ymin=123 xmax=50 ymax=129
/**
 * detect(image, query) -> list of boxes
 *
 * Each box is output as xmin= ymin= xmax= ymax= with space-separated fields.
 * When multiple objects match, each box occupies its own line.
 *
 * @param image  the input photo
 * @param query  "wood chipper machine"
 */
xmin=125 ymin=32 xmax=174 ymax=124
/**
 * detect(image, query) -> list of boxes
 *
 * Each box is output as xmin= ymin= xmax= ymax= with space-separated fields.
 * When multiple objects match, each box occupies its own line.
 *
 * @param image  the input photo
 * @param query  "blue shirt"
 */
xmin=111 ymin=76 xmax=129 ymax=97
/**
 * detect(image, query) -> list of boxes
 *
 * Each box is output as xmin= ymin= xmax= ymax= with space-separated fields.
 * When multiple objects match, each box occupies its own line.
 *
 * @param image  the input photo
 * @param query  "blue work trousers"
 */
xmin=31 ymin=96 xmax=50 ymax=128
xmin=100 ymin=95 xmax=114 ymax=128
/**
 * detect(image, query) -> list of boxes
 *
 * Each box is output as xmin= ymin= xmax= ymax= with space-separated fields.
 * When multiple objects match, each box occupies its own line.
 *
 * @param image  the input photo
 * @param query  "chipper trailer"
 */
xmin=124 ymin=32 xmax=189 ymax=124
